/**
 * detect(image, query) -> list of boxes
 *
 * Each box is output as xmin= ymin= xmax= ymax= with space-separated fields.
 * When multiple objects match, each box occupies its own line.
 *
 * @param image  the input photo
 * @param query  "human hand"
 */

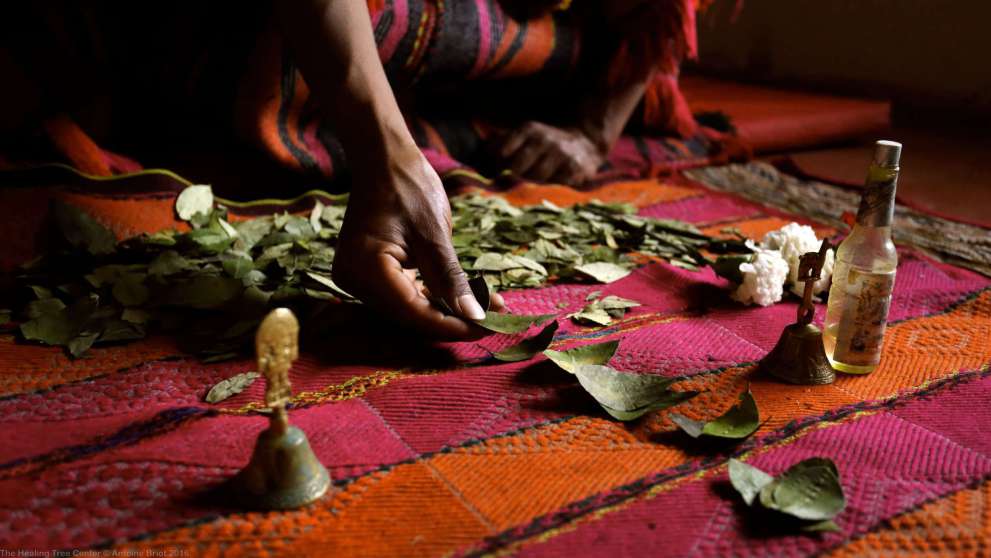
xmin=495 ymin=121 xmax=607 ymax=184
xmin=333 ymin=146 xmax=504 ymax=340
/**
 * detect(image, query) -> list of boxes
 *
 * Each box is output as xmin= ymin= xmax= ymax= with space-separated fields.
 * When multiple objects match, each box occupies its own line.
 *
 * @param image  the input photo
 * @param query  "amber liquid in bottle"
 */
xmin=823 ymin=141 xmax=901 ymax=374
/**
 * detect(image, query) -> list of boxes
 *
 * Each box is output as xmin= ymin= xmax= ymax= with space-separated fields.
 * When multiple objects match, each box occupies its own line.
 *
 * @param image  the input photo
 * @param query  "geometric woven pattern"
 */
xmin=1 ymin=172 xmax=989 ymax=556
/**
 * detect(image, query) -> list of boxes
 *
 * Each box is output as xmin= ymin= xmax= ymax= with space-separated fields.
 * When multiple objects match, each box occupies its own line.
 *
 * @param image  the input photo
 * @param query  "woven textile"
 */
xmin=686 ymin=162 xmax=991 ymax=277
xmin=2 ymin=1 xmax=726 ymax=185
xmin=1 ymin=166 xmax=989 ymax=556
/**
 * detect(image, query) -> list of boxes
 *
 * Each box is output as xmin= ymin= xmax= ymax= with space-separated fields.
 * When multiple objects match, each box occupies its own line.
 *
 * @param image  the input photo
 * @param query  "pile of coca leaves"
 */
xmin=5 ymin=186 xmax=743 ymax=361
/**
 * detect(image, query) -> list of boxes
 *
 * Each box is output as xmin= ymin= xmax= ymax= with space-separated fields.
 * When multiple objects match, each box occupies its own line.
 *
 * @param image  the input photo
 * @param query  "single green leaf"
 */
xmin=309 ymin=200 xmax=324 ymax=234
xmin=568 ymin=302 xmax=613 ymax=326
xmin=493 ymin=321 xmax=559 ymax=362
xmin=543 ymin=340 xmax=619 ymax=374
xmin=305 ymin=272 xmax=354 ymax=300
xmin=669 ymin=413 xmax=706 ymax=438
xmin=187 ymin=228 xmax=234 ymax=253
xmin=233 ymin=218 xmax=274 ymax=249
xmin=141 ymin=230 xmax=178 ymax=246
xmin=474 ymin=311 xmax=556 ymax=334
xmin=0 ymin=309 xmax=11 ymax=325
xmin=217 ymin=217 xmax=239 ymax=239
xmin=759 ymin=458 xmax=845 ymax=521
xmin=149 ymin=251 xmax=192 ymax=276
xmin=574 ymin=262 xmax=632 ymax=284
xmin=175 ymin=185 xmax=214 ymax=221
xmin=27 ymin=285 xmax=53 ymax=300
xmin=728 ymin=458 xmax=775 ymax=506
xmin=68 ymin=332 xmax=99 ymax=357
xmin=98 ymin=319 xmax=145 ymax=342
xmin=473 ymin=253 xmax=547 ymax=275
xmin=121 ymin=308 xmax=151 ymax=324
xmin=701 ymin=388 xmax=759 ymax=439
xmin=112 ymin=274 xmax=149 ymax=307
xmin=572 ymin=364 xmax=695 ymax=421
xmin=801 ymin=520 xmax=841 ymax=533
xmin=205 ymin=371 xmax=260 ymax=403
xmin=599 ymin=295 xmax=641 ymax=311
xmin=282 ymin=215 xmax=315 ymax=238
xmin=21 ymin=313 xmax=77 ymax=346
xmin=53 ymin=200 xmax=116 ymax=255
xmin=25 ymin=298 xmax=66 ymax=320
xmin=241 ymin=269 xmax=267 ymax=287
xmin=671 ymin=387 xmax=760 ymax=440
xmin=222 ymin=256 xmax=254 ymax=279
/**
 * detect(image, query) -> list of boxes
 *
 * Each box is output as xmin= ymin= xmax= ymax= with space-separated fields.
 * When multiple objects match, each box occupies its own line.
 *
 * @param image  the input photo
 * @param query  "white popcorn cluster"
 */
xmin=761 ymin=223 xmax=835 ymax=297
xmin=722 ymin=223 xmax=834 ymax=307
xmin=730 ymin=243 xmax=790 ymax=307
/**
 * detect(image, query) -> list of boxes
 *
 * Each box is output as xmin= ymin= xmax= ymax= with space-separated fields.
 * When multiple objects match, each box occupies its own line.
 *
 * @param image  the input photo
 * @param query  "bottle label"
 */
xmin=856 ymin=175 xmax=897 ymax=227
xmin=832 ymin=268 xmax=895 ymax=366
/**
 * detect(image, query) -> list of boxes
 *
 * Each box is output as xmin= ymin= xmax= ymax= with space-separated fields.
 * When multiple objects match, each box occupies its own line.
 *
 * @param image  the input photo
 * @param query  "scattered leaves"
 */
xmin=569 ymin=293 xmax=641 ymax=326
xmin=670 ymin=387 xmax=760 ymax=440
xmin=475 ymin=311 xmax=556 ymax=334
xmin=543 ymin=340 xmax=619 ymax=374
xmin=573 ymin=364 xmax=697 ymax=421
xmin=492 ymin=321 xmax=558 ymax=362
xmin=574 ymin=262 xmax=632 ymax=284
xmin=205 ymin=371 xmax=261 ymax=403
xmin=729 ymin=457 xmax=846 ymax=533
xmin=728 ymin=459 xmax=774 ymax=506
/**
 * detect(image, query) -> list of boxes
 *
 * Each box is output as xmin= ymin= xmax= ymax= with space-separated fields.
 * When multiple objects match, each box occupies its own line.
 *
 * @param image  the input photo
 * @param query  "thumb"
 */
xmin=416 ymin=237 xmax=486 ymax=321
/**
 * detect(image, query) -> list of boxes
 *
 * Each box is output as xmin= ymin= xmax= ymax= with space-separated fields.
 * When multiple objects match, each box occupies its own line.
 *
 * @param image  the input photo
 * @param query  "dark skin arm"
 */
xmin=277 ymin=0 xmax=502 ymax=340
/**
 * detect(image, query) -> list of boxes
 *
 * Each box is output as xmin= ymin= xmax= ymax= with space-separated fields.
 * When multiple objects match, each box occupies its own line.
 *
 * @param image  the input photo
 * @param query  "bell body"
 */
xmin=759 ymin=323 xmax=836 ymax=385
xmin=233 ymin=424 xmax=331 ymax=510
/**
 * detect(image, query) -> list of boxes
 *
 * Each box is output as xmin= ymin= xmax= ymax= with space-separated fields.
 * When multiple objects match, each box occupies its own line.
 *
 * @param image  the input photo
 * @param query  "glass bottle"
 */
xmin=823 ymin=140 xmax=901 ymax=374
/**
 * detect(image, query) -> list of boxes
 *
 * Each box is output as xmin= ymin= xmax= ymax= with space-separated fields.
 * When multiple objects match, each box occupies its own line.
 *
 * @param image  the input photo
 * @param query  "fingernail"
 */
xmin=457 ymin=294 xmax=486 ymax=321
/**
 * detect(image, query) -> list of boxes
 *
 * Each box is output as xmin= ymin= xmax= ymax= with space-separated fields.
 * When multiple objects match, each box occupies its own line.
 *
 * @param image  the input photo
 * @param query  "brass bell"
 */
xmin=758 ymin=242 xmax=837 ymax=385
xmin=232 ymin=308 xmax=331 ymax=509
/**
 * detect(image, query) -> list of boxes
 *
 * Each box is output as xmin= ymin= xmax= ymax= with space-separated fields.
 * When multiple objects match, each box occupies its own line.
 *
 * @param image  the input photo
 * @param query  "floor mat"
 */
xmin=1 ymin=167 xmax=989 ymax=557
xmin=682 ymin=75 xmax=892 ymax=153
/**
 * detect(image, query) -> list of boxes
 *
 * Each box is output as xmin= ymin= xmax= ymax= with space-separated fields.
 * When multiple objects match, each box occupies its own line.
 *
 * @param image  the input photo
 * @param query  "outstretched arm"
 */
xmin=277 ymin=0 xmax=499 ymax=338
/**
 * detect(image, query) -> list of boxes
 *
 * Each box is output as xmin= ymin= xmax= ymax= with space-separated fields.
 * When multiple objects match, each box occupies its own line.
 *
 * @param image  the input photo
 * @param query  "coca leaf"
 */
xmin=543 ymin=340 xmax=619 ymax=374
xmin=475 ymin=311 xmax=555 ymax=334
xmin=205 ymin=371 xmax=261 ymax=403
xmin=492 ymin=321 xmax=558 ymax=362
xmin=573 ymin=364 xmax=696 ymax=421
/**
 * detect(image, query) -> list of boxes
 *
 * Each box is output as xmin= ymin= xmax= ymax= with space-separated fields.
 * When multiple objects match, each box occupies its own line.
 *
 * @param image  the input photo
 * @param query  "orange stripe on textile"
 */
xmin=824 ymin=479 xmax=991 ymax=558
xmin=493 ymin=178 xmax=699 ymax=208
xmin=233 ymin=31 xmax=303 ymax=171
xmin=490 ymin=15 xmax=557 ymax=79
xmin=42 ymin=115 xmax=112 ymax=177
xmin=112 ymin=286 xmax=990 ymax=556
